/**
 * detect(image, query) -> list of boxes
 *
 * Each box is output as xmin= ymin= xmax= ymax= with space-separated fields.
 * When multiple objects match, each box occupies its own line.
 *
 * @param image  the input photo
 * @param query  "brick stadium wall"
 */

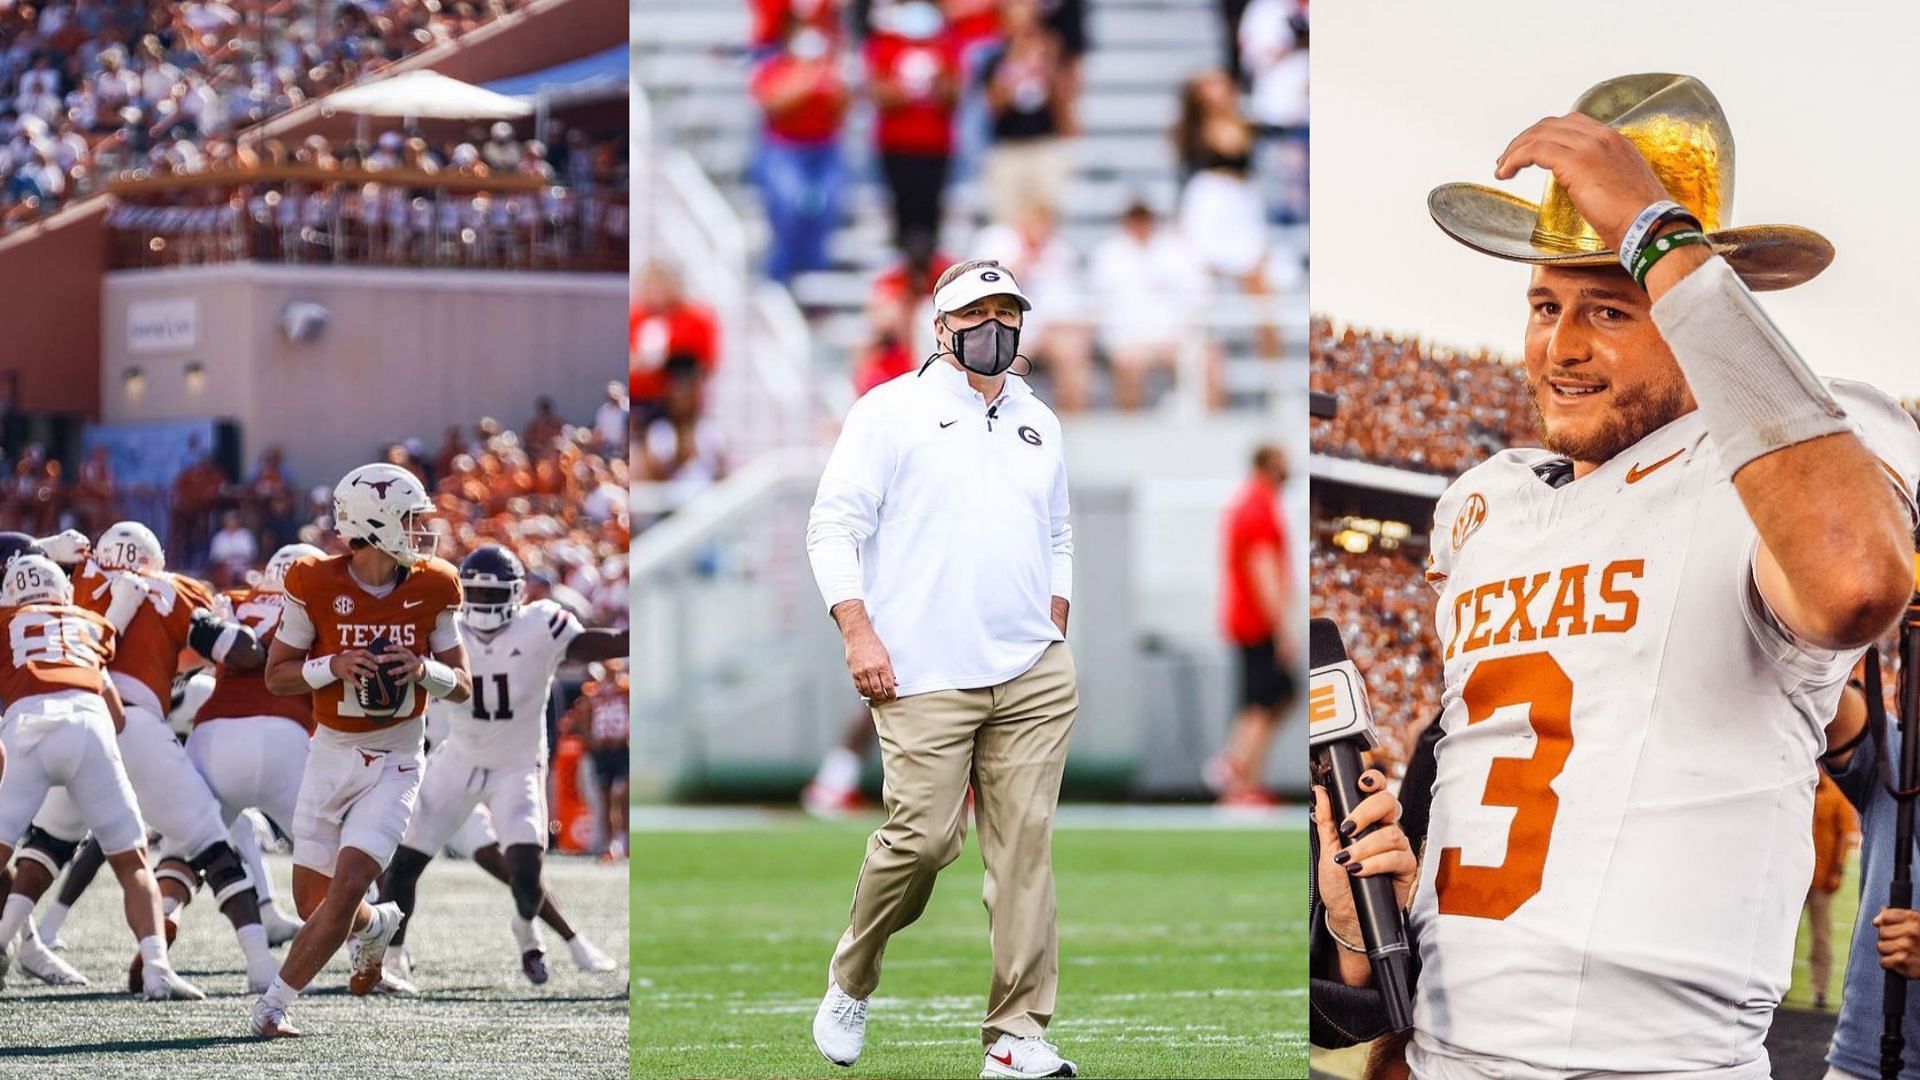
xmin=0 ymin=206 xmax=109 ymax=417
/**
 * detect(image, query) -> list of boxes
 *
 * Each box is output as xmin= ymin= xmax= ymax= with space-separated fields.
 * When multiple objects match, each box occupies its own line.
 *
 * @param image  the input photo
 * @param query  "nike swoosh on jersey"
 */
xmin=403 ymin=600 xmax=424 ymax=609
xmin=1625 ymin=448 xmax=1685 ymax=484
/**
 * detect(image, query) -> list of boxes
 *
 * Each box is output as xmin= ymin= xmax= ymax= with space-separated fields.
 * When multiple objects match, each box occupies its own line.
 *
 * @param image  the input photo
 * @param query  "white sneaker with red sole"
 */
xmin=981 ymin=1034 xmax=1077 ymax=1078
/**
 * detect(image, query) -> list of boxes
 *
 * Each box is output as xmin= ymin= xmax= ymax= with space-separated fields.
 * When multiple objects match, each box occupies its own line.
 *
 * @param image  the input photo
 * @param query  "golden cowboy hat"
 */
xmin=1427 ymin=73 xmax=1832 ymax=291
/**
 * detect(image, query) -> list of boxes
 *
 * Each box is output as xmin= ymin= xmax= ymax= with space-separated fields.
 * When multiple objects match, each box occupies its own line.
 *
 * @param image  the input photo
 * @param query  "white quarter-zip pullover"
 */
xmin=806 ymin=361 xmax=1073 ymax=697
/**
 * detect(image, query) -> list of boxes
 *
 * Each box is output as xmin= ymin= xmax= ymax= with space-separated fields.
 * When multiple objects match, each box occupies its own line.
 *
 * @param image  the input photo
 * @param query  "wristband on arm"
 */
xmin=418 ymin=659 xmax=459 ymax=699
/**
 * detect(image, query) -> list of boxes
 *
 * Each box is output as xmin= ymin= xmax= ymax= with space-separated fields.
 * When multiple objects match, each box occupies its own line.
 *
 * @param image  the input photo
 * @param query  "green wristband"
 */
xmin=1631 ymin=229 xmax=1707 ymax=289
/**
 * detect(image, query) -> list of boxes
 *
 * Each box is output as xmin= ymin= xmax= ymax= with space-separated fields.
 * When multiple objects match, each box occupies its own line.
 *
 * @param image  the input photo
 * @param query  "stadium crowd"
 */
xmin=0 ymin=0 xmax=533 ymax=232
xmin=1310 ymin=319 xmax=1538 ymax=475
xmin=1309 ymin=538 xmax=1441 ymax=775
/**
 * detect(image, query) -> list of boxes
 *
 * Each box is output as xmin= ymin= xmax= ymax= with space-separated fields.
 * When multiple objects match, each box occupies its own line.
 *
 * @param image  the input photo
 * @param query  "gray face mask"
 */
xmin=948 ymin=317 xmax=1021 ymax=377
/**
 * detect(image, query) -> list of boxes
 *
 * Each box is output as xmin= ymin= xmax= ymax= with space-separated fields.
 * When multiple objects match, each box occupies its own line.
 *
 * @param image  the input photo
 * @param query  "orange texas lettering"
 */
xmin=1445 ymin=560 xmax=1644 ymax=660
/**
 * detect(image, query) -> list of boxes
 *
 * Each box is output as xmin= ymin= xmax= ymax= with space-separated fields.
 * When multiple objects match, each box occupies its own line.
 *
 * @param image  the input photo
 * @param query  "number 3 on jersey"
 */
xmin=1434 ymin=650 xmax=1575 ymax=921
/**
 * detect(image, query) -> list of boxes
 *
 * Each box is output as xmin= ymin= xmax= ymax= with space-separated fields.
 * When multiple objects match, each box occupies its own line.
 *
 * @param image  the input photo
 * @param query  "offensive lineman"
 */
xmin=251 ymin=462 xmax=471 ymax=1037
xmin=15 ymin=522 xmax=277 ymax=992
xmin=0 ymin=555 xmax=202 ymax=999
xmin=1355 ymin=75 xmax=1920 ymax=1077
xmin=184 ymin=543 xmax=326 ymax=942
xmin=377 ymin=544 xmax=625 ymax=987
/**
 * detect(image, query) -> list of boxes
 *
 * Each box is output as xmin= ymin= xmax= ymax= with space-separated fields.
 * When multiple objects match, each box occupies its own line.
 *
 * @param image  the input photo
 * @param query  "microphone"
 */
xmin=1310 ymin=616 xmax=1415 ymax=1033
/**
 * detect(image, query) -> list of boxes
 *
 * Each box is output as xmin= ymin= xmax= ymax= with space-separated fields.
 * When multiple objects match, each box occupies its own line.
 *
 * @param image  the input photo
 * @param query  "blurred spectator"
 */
xmin=630 ymin=261 xmax=720 ymax=425
xmin=433 ymin=425 xmax=470 ymax=482
xmin=639 ymin=367 xmax=728 ymax=508
xmin=595 ymin=381 xmax=629 ymax=453
xmin=978 ymin=0 xmax=1072 ymax=224
xmin=1806 ymin=770 xmax=1857 ymax=1010
xmin=865 ymin=1 xmax=960 ymax=255
xmin=972 ymin=203 xmax=1094 ymax=411
xmin=857 ymin=231 xmax=953 ymax=391
xmin=570 ymin=663 xmax=631 ymax=857
xmin=1088 ymin=198 xmax=1213 ymax=410
xmin=1238 ymin=0 xmax=1307 ymax=223
xmin=1310 ymin=320 xmax=1538 ymax=476
xmin=208 ymin=509 xmax=258 ymax=587
xmin=4 ymin=444 xmax=61 ymax=535
xmin=751 ymin=21 xmax=851 ymax=283
xmin=482 ymin=121 xmax=521 ymax=173
xmin=753 ymin=0 xmax=849 ymax=57
xmin=1209 ymin=444 xmax=1294 ymax=807
xmin=168 ymin=448 xmax=228 ymax=566
xmin=246 ymin=447 xmax=298 ymax=549
xmin=525 ymin=396 xmax=566 ymax=459
xmin=70 ymin=445 xmax=117 ymax=537
xmin=1310 ymin=538 xmax=1442 ymax=777
xmin=1174 ymin=69 xmax=1280 ymax=355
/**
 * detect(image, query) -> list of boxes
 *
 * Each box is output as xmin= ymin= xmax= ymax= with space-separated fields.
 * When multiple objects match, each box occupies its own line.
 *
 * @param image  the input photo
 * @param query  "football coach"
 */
xmin=804 ymin=258 xmax=1081 ymax=1080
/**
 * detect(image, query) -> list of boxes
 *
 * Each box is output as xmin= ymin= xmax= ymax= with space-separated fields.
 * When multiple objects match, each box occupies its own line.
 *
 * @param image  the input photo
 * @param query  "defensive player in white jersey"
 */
xmin=0 ymin=555 xmax=203 ymax=1000
xmin=1358 ymin=75 xmax=1920 ymax=1078
xmin=376 ymin=544 xmax=626 ymax=988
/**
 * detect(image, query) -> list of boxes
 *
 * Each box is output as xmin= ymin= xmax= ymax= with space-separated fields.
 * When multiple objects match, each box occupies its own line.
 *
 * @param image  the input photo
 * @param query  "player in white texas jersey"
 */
xmin=1388 ymin=75 xmax=1920 ymax=1078
xmin=375 ymin=544 xmax=626 ymax=989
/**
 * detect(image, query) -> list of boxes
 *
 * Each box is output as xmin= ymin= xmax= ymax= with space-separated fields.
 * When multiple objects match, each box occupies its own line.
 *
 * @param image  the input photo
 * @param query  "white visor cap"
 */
xmin=932 ymin=264 xmax=1032 ymax=314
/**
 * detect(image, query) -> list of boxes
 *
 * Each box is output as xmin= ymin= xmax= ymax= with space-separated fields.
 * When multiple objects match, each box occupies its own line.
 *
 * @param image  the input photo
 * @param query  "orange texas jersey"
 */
xmin=195 ymin=587 xmax=313 ymax=733
xmin=578 ymin=673 xmax=629 ymax=749
xmin=281 ymin=554 xmax=462 ymax=734
xmin=0 ymin=602 xmax=116 ymax=705
xmin=74 ymin=561 xmax=213 ymax=716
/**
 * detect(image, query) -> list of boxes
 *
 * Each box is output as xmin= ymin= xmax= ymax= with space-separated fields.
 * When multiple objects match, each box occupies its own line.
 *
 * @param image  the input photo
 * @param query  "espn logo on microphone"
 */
xmin=1307 ymin=660 xmax=1379 ymax=749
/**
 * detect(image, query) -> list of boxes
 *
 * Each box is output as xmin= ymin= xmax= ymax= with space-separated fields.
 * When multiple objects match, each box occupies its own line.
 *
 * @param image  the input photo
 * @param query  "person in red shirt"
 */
xmin=851 ymin=234 xmax=954 ymax=395
xmin=1209 ymin=443 xmax=1296 ymax=805
xmin=752 ymin=0 xmax=847 ymax=56
xmin=630 ymin=261 xmax=720 ymax=425
xmin=864 ymin=2 xmax=960 ymax=254
xmin=751 ymin=24 xmax=851 ymax=283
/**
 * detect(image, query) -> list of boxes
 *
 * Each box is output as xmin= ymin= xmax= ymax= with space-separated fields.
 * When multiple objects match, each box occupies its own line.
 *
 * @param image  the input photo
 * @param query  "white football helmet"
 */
xmin=260 ymin=543 xmax=326 ymax=594
xmin=95 ymin=521 xmax=165 ymax=574
xmin=2 ymin=555 xmax=73 ymax=607
xmin=333 ymin=463 xmax=437 ymax=567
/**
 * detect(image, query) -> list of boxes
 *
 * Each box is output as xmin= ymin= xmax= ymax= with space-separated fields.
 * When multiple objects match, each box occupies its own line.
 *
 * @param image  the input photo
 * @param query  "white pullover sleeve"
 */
xmin=1048 ymin=443 xmax=1074 ymax=602
xmin=806 ymin=396 xmax=894 ymax=611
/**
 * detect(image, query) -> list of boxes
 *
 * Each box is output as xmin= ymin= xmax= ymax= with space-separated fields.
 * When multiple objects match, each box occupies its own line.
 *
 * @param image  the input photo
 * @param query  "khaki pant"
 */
xmin=831 ymin=642 xmax=1078 ymax=1044
xmin=1805 ymin=887 xmax=1835 ymax=1001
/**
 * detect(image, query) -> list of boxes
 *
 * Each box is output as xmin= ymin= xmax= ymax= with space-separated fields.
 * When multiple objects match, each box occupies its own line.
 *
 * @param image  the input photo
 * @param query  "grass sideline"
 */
xmin=630 ymin=817 xmax=1306 ymax=1079
xmin=0 ymin=852 xmax=630 ymax=1079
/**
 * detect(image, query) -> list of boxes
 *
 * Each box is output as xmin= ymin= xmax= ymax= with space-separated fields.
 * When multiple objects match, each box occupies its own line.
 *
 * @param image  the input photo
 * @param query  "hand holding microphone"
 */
xmin=1309 ymin=616 xmax=1416 ymax=1032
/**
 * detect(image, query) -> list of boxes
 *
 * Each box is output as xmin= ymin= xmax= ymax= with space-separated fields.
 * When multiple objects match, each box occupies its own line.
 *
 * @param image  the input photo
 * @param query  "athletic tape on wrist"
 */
xmin=1650 ymin=256 xmax=1849 ymax=476
xmin=302 ymin=655 xmax=340 ymax=690
xmin=419 ymin=659 xmax=458 ymax=699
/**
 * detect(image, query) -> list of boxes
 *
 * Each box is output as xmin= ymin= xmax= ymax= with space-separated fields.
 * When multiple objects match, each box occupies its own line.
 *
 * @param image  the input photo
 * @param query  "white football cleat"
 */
xmin=142 ymin=961 xmax=206 ymax=1001
xmin=348 ymin=902 xmax=403 ymax=996
xmin=812 ymin=978 xmax=868 ymax=1067
xmin=376 ymin=949 xmax=419 ymax=996
xmin=17 ymin=932 xmax=87 ymax=985
xmin=981 ymin=1035 xmax=1077 ymax=1079
xmin=260 ymin=903 xmax=303 ymax=947
xmin=250 ymin=997 xmax=301 ymax=1038
xmin=568 ymin=934 xmax=618 ymax=973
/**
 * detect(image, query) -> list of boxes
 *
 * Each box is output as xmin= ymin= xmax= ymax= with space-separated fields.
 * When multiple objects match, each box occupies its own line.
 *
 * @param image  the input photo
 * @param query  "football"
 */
xmin=357 ymin=634 xmax=408 ymax=719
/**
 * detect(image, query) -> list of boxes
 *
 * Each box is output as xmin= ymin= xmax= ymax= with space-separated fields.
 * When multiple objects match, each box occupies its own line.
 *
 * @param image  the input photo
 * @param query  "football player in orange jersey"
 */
xmin=0 ymin=555 xmax=203 ymax=1000
xmin=569 ymin=664 xmax=629 ymax=858
xmin=11 ymin=520 xmax=278 ymax=993
xmin=251 ymin=462 xmax=471 ymax=1038
xmin=184 ymin=542 xmax=326 ymax=946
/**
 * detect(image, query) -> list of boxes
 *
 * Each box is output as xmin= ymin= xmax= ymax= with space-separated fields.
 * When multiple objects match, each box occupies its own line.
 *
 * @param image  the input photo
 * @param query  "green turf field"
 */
xmin=630 ymin=816 xmax=1307 ymax=1079
xmin=0 ymin=852 xmax=630 ymax=1079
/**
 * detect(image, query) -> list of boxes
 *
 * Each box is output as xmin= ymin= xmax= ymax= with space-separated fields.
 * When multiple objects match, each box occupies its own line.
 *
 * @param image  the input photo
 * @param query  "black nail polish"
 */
xmin=1345 ymin=861 xmax=1364 ymax=874
xmin=1332 ymin=850 xmax=1349 ymax=865
xmin=1338 ymin=820 xmax=1356 ymax=838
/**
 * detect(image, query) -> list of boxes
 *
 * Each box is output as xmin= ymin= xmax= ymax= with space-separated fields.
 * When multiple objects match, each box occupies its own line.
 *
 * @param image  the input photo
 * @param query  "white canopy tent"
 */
xmin=323 ymin=70 xmax=534 ymax=143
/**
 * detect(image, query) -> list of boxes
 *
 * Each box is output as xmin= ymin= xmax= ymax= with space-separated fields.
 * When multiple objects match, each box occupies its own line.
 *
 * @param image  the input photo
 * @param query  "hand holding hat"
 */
xmin=1494 ymin=113 xmax=1673 ymax=255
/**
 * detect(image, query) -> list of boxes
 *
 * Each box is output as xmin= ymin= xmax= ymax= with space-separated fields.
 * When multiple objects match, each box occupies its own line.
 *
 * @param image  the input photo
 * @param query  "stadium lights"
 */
xmin=1333 ymin=529 xmax=1372 ymax=554
xmin=184 ymin=362 xmax=206 ymax=395
xmin=122 ymin=366 xmax=146 ymax=401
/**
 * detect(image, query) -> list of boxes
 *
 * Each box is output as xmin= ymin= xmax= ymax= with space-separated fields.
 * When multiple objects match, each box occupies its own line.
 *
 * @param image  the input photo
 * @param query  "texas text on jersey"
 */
xmin=196 ymin=587 xmax=313 ymax=733
xmin=427 ymin=598 xmax=584 ymax=768
xmin=73 ymin=561 xmax=213 ymax=716
xmin=276 ymin=554 xmax=463 ymax=733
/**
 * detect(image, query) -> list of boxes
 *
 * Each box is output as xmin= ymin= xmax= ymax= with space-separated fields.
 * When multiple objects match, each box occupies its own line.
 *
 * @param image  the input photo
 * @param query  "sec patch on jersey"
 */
xmin=357 ymin=634 xmax=408 ymax=719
